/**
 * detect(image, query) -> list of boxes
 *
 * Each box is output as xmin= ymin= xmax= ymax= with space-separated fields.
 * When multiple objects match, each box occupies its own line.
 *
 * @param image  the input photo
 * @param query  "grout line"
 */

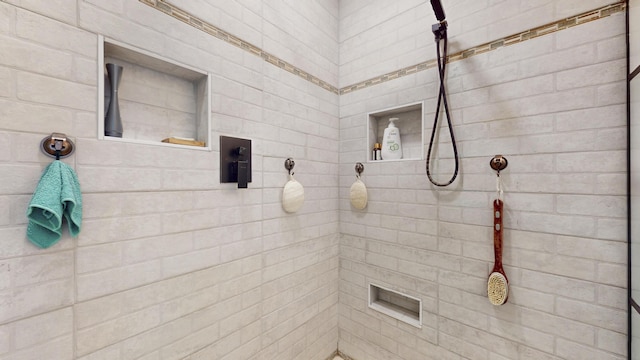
xmin=139 ymin=0 xmax=625 ymax=96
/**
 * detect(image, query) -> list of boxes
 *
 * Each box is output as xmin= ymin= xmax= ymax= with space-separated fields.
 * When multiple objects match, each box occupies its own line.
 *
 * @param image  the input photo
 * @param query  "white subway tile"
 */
xmin=16 ymin=8 xmax=95 ymax=57
xmin=557 ymin=150 xmax=626 ymax=173
xmin=521 ymin=308 xmax=596 ymax=346
xmin=520 ymin=269 xmax=596 ymax=302
xmin=489 ymin=317 xmax=555 ymax=353
xmin=597 ymin=82 xmax=627 ymax=107
xmin=75 ymin=294 xmax=123 ymax=330
xmin=0 ymin=164 xmax=48 ymax=195
xmin=517 ymin=346 xmax=561 ymax=360
xmin=0 ymin=261 xmax=9 ymax=292
xmin=166 ymin=324 xmax=222 ymax=359
xmin=556 ymin=60 xmax=626 ymax=91
xmin=76 ymin=243 xmax=122 ymax=274
xmin=76 ymin=306 xmax=161 ymax=356
xmin=0 ymin=278 xmax=73 ymax=324
xmin=0 ymin=67 xmax=12 ymax=99
xmin=514 ymin=211 xmax=596 ymax=237
xmin=122 ymin=232 xmax=193 ymax=265
xmin=17 ymin=72 xmax=94 ymax=111
xmin=597 ymin=218 xmax=627 ymax=241
xmin=514 ymin=248 xmax=597 ymax=280
xmin=0 ymin=37 xmax=73 ymax=79
xmin=0 ymin=2 xmax=14 ymax=34
xmin=78 ymin=215 xmax=164 ymax=246
xmin=76 ymin=344 xmax=122 ymax=360
xmin=506 ymin=286 xmax=555 ymax=313
xmin=597 ymin=329 xmax=627 ymax=355
xmin=3 ymin=335 xmax=73 ymax=360
xmin=76 ymin=260 xmax=162 ymax=301
xmin=0 ymin=323 xmax=9 ymax=355
xmin=556 ymin=12 xmax=625 ymax=49
xmin=557 ymin=236 xmax=626 ymax=263
xmin=556 ymin=297 xmax=626 ymax=333
xmin=556 ymin=104 xmax=626 ymax=131
xmin=556 ymin=338 xmax=625 ymax=360
xmin=14 ymin=307 xmax=73 ymax=349
xmin=439 ymin=316 xmax=519 ymax=359
xmin=161 ymin=285 xmax=219 ymax=323
xmin=522 ymin=42 xmax=597 ymax=78
xmin=597 ymin=262 xmax=626 ymax=288
xmin=557 ymin=195 xmax=626 ymax=218
xmin=0 ymin=196 xmax=10 ymax=226
xmin=13 ymin=251 xmax=73 ymax=287
xmin=77 ymin=167 xmax=163 ymax=192
xmin=161 ymin=247 xmax=221 ymax=279
xmin=597 ymin=284 xmax=627 ymax=311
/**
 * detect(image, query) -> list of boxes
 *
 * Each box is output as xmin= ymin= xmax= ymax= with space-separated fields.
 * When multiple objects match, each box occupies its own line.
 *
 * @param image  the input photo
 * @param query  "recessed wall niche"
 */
xmin=98 ymin=35 xmax=211 ymax=150
xmin=367 ymin=101 xmax=424 ymax=162
xmin=368 ymin=283 xmax=422 ymax=328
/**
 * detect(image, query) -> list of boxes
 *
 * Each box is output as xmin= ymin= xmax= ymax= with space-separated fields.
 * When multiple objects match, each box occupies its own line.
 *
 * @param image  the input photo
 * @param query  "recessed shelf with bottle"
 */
xmin=97 ymin=35 xmax=211 ymax=150
xmin=367 ymin=101 xmax=424 ymax=162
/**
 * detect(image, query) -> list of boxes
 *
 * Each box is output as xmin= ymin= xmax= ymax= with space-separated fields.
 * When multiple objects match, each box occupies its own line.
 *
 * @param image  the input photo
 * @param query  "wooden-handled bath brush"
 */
xmin=488 ymin=198 xmax=508 ymax=305
xmin=488 ymin=155 xmax=508 ymax=305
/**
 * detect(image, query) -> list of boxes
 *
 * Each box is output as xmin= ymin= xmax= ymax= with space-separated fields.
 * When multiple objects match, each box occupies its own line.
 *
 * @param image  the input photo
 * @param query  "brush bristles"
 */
xmin=488 ymin=272 xmax=508 ymax=305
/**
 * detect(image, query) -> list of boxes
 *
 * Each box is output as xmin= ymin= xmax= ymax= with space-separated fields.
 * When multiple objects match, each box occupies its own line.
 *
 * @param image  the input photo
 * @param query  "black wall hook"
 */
xmin=40 ymin=133 xmax=74 ymax=159
xmin=490 ymin=155 xmax=508 ymax=174
xmin=355 ymin=162 xmax=364 ymax=178
xmin=285 ymin=158 xmax=295 ymax=175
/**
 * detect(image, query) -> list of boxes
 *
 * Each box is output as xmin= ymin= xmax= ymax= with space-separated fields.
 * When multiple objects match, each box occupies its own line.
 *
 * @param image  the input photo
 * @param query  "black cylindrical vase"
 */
xmin=105 ymin=63 xmax=123 ymax=137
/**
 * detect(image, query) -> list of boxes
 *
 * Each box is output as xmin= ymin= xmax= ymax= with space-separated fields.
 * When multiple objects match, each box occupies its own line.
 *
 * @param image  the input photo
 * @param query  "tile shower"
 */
xmin=0 ymin=1 xmax=627 ymax=360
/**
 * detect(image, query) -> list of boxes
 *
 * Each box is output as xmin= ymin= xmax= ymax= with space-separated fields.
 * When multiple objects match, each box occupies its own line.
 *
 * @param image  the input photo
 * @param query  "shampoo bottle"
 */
xmin=381 ymin=118 xmax=402 ymax=160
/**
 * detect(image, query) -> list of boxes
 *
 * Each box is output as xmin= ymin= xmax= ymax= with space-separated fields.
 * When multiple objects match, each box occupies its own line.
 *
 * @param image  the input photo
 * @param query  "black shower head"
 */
xmin=430 ymin=0 xmax=446 ymax=22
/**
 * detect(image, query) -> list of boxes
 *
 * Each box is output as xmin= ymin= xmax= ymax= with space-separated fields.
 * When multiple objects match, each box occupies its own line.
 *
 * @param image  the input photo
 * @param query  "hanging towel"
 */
xmin=26 ymin=160 xmax=82 ymax=248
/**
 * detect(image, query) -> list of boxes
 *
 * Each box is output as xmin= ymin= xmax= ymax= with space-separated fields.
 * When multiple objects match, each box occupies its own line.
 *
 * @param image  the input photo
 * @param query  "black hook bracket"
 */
xmin=432 ymin=20 xmax=448 ymax=42
xmin=40 ymin=133 xmax=74 ymax=160
xmin=490 ymin=155 xmax=508 ymax=175
xmin=355 ymin=162 xmax=364 ymax=178
xmin=285 ymin=158 xmax=295 ymax=175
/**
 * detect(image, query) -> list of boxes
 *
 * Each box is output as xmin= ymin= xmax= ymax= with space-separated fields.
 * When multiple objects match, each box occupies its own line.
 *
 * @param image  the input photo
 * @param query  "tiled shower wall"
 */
xmin=0 ymin=0 xmax=630 ymax=359
xmin=339 ymin=1 xmax=627 ymax=360
xmin=0 ymin=1 xmax=340 ymax=359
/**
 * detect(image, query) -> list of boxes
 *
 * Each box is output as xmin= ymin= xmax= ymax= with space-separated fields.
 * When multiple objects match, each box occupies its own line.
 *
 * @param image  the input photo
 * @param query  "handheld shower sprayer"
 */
xmin=430 ymin=0 xmax=446 ymax=22
xmin=430 ymin=0 xmax=448 ymax=42
xmin=426 ymin=0 xmax=460 ymax=187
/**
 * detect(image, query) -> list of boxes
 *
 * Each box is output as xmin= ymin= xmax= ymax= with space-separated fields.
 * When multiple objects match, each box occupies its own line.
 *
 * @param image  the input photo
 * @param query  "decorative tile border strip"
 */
xmin=139 ymin=0 xmax=340 ymax=94
xmin=140 ymin=0 xmax=625 ymax=96
xmin=341 ymin=1 xmax=625 ymax=95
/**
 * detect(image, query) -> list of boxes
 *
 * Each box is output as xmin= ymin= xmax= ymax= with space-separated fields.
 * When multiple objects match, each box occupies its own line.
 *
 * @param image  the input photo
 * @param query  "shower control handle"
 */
xmin=236 ymin=160 xmax=248 ymax=189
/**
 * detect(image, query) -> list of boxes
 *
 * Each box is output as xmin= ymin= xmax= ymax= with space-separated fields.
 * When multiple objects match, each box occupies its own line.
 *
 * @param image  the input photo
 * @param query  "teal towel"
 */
xmin=26 ymin=160 xmax=82 ymax=248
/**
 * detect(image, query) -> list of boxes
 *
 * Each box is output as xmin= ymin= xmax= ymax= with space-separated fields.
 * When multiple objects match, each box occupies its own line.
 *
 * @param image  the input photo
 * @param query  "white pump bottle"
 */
xmin=381 ymin=117 xmax=402 ymax=160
